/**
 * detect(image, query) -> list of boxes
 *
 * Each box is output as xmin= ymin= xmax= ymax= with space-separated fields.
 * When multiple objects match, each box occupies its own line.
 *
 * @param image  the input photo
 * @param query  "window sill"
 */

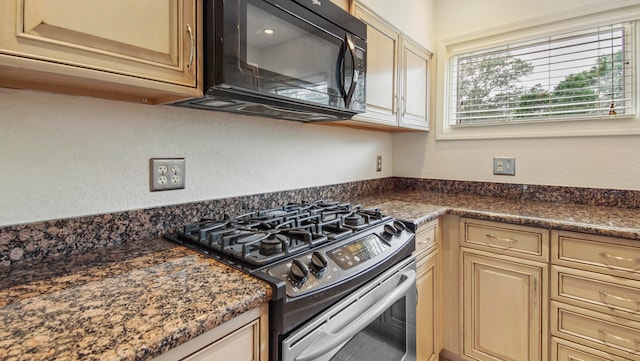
xmin=434 ymin=115 xmax=640 ymax=140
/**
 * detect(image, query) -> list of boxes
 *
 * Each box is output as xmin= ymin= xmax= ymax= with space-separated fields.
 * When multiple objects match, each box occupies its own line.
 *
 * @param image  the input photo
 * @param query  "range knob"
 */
xmin=383 ymin=220 xmax=408 ymax=237
xmin=289 ymin=259 xmax=309 ymax=284
xmin=393 ymin=220 xmax=407 ymax=232
xmin=310 ymin=251 xmax=328 ymax=273
xmin=383 ymin=223 xmax=399 ymax=236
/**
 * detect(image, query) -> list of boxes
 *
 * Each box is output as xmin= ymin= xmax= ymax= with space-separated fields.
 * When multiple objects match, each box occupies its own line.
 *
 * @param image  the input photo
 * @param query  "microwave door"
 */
xmin=234 ymin=0 xmax=347 ymax=107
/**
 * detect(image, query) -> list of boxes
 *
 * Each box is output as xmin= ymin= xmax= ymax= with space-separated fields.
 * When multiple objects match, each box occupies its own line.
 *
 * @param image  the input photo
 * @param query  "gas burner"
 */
xmin=344 ymin=214 xmax=365 ymax=227
xmin=259 ymin=236 xmax=286 ymax=256
xmin=167 ymin=201 xmax=391 ymax=266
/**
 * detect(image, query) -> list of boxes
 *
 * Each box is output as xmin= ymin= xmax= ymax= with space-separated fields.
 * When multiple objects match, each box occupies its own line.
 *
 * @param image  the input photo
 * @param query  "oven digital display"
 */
xmin=328 ymin=234 xmax=390 ymax=270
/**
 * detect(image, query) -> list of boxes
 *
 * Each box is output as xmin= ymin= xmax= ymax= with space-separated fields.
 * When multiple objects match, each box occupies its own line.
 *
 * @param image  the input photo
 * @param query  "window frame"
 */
xmin=435 ymin=3 xmax=640 ymax=140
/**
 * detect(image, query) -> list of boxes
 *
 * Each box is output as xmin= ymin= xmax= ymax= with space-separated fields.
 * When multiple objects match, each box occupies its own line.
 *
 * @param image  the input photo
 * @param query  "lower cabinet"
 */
xmin=454 ymin=217 xmax=549 ymax=361
xmin=461 ymin=248 xmax=547 ymax=361
xmin=552 ymin=337 xmax=634 ymax=361
xmin=415 ymin=220 xmax=442 ymax=361
xmin=153 ymin=304 xmax=268 ymax=361
xmin=438 ymin=215 xmax=640 ymax=361
xmin=551 ymin=230 xmax=640 ymax=361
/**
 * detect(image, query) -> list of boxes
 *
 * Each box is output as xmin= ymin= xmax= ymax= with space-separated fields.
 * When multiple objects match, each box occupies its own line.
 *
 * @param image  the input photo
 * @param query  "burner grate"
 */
xmin=171 ymin=201 xmax=389 ymax=266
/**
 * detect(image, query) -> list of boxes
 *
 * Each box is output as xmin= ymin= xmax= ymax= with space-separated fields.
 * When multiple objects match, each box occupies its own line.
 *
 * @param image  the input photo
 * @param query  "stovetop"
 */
xmin=165 ymin=200 xmax=393 ymax=267
xmin=164 ymin=200 xmax=415 ymax=304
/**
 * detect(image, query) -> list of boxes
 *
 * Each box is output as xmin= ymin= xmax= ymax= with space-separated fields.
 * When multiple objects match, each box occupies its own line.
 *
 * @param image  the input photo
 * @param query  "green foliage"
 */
xmin=457 ymin=49 xmax=625 ymax=123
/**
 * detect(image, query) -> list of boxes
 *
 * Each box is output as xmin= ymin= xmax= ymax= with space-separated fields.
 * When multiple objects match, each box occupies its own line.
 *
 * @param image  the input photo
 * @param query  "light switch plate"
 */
xmin=150 ymin=158 xmax=185 ymax=191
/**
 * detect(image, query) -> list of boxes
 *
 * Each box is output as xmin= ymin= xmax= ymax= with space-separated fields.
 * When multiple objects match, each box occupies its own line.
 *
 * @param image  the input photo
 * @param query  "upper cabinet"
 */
xmin=350 ymin=2 xmax=431 ymax=131
xmin=0 ymin=0 xmax=202 ymax=104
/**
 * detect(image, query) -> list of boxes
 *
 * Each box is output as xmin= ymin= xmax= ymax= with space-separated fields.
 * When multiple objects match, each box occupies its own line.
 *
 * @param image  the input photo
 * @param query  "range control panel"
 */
xmin=262 ymin=220 xmax=413 ymax=298
xmin=328 ymin=233 xmax=389 ymax=270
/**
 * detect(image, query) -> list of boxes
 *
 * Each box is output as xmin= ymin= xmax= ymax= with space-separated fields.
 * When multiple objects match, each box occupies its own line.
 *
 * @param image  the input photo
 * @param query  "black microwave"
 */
xmin=174 ymin=0 xmax=367 ymax=122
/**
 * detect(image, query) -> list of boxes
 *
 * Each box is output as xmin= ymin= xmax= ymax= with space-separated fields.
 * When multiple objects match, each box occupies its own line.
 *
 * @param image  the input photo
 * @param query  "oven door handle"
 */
xmin=294 ymin=269 xmax=416 ymax=361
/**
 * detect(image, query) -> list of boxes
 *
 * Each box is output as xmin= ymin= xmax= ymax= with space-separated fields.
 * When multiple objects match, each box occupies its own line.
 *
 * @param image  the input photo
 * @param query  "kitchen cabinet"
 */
xmin=552 ymin=337 xmax=634 ymax=361
xmin=0 ymin=0 xmax=202 ymax=104
xmin=550 ymin=230 xmax=640 ymax=361
xmin=459 ymin=218 xmax=549 ymax=361
xmin=414 ymin=220 xmax=442 ymax=361
xmin=153 ymin=304 xmax=268 ymax=361
xmin=350 ymin=2 xmax=431 ymax=131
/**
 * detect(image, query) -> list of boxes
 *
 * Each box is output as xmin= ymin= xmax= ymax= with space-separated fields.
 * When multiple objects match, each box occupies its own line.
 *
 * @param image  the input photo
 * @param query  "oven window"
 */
xmin=330 ymin=296 xmax=407 ymax=361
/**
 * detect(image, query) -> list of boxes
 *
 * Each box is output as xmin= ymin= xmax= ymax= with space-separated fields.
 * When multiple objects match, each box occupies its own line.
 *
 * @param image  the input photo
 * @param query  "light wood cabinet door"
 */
xmin=352 ymin=3 xmax=399 ymax=126
xmin=350 ymin=2 xmax=431 ymax=131
xmin=462 ymin=248 xmax=547 ymax=361
xmin=0 ymin=0 xmax=201 ymax=103
xmin=399 ymin=37 xmax=430 ymax=130
xmin=417 ymin=251 xmax=440 ymax=361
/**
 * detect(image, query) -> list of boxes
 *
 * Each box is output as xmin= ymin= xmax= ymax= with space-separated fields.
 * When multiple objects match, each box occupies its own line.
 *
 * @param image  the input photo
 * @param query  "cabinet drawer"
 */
xmin=552 ymin=231 xmax=640 ymax=281
xmin=552 ymin=302 xmax=640 ymax=359
xmin=461 ymin=218 xmax=549 ymax=261
xmin=184 ymin=319 xmax=259 ymax=361
xmin=415 ymin=222 xmax=437 ymax=257
xmin=553 ymin=266 xmax=640 ymax=320
xmin=552 ymin=337 xmax=633 ymax=361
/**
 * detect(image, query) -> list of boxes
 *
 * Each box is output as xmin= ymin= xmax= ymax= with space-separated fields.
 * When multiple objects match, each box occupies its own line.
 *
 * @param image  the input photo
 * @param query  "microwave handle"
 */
xmin=342 ymin=34 xmax=357 ymax=108
xmin=337 ymin=34 xmax=357 ymax=108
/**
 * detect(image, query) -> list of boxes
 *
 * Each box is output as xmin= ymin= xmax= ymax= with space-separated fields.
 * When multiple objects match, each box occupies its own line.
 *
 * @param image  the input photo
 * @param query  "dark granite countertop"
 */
xmin=2 ymin=188 xmax=640 ymax=361
xmin=0 ymin=239 xmax=272 ymax=361
xmin=354 ymin=190 xmax=640 ymax=239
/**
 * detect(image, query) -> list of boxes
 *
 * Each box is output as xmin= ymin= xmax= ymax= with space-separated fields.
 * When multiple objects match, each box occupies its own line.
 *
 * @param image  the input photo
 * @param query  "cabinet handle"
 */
xmin=186 ymin=23 xmax=195 ymax=71
xmin=598 ymin=252 xmax=640 ymax=265
xmin=599 ymin=290 xmax=640 ymax=308
xmin=418 ymin=237 xmax=432 ymax=245
xmin=598 ymin=329 xmax=640 ymax=349
xmin=533 ymin=277 xmax=537 ymax=306
xmin=484 ymin=234 xmax=518 ymax=247
xmin=402 ymin=96 xmax=406 ymax=116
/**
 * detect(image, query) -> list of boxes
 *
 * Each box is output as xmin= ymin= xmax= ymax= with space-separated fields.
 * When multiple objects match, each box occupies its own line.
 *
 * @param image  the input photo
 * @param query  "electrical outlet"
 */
xmin=376 ymin=155 xmax=382 ymax=172
xmin=150 ymin=158 xmax=185 ymax=191
xmin=493 ymin=157 xmax=516 ymax=176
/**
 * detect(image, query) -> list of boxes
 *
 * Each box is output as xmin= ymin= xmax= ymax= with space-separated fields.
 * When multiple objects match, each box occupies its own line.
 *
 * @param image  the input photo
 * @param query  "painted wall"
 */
xmin=393 ymin=0 xmax=640 ymax=191
xmin=6 ymin=0 xmax=638 ymax=229
xmin=358 ymin=0 xmax=435 ymax=50
xmin=0 ymin=0 xmax=432 ymax=227
xmin=0 ymin=88 xmax=392 ymax=226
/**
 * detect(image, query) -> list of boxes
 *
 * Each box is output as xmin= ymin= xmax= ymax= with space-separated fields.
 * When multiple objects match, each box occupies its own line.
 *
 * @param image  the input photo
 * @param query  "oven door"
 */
xmin=281 ymin=257 xmax=416 ymax=361
xmin=213 ymin=0 xmax=366 ymax=112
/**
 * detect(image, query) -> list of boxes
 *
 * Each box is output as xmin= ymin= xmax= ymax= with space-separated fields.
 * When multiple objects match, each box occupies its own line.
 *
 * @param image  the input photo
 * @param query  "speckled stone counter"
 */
xmin=354 ymin=190 xmax=640 ymax=239
xmin=0 ymin=239 xmax=272 ymax=361
xmin=2 ymin=179 xmax=640 ymax=361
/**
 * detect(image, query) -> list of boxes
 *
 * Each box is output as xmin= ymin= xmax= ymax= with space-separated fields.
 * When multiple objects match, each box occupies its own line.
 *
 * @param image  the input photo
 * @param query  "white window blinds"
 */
xmin=449 ymin=22 xmax=634 ymax=126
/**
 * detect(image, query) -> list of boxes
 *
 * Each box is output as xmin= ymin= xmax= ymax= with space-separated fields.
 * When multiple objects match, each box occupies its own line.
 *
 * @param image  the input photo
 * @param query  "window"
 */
xmin=448 ymin=22 xmax=634 ymax=127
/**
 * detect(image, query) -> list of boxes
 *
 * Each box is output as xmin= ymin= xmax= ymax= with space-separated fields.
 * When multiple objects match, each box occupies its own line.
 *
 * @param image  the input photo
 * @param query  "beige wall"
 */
xmin=358 ymin=0 xmax=435 ymax=50
xmin=4 ymin=0 xmax=638 ymax=227
xmin=0 ymin=89 xmax=392 ymax=226
xmin=393 ymin=0 xmax=640 ymax=191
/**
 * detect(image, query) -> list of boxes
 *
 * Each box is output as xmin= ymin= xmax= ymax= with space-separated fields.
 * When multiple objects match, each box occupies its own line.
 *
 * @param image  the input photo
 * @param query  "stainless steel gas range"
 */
xmin=164 ymin=200 xmax=416 ymax=361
